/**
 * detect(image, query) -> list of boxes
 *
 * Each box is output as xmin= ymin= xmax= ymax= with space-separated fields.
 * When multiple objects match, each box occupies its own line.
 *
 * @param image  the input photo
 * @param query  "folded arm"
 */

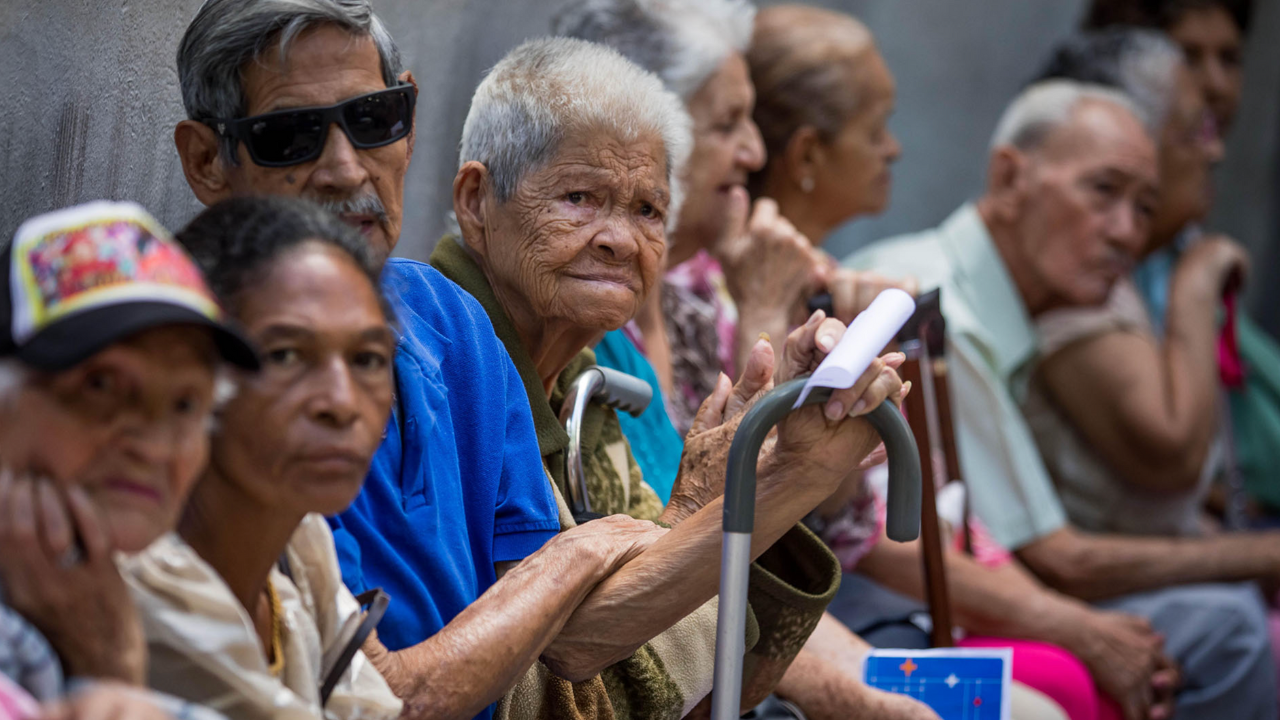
xmin=1037 ymin=240 xmax=1247 ymax=492
xmin=1018 ymin=525 xmax=1280 ymax=602
xmin=366 ymin=516 xmax=660 ymax=720
xmin=543 ymin=312 xmax=903 ymax=684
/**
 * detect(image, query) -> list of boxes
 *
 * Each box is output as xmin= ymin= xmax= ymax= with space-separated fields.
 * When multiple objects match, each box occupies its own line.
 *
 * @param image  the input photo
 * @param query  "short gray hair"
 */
xmin=1036 ymin=28 xmax=1183 ymax=134
xmin=459 ymin=37 xmax=692 ymax=225
xmin=177 ymin=0 xmax=404 ymax=162
xmin=553 ymin=0 xmax=756 ymax=101
xmin=990 ymin=79 xmax=1145 ymax=152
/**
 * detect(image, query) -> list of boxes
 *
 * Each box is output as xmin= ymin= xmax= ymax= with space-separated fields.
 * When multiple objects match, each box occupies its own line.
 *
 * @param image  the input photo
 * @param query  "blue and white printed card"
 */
xmin=862 ymin=647 xmax=1013 ymax=720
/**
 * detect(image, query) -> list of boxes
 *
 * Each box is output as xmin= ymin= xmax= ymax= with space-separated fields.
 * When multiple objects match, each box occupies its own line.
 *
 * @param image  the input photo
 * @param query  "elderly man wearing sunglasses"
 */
xmin=170 ymin=2 xmax=646 ymax=719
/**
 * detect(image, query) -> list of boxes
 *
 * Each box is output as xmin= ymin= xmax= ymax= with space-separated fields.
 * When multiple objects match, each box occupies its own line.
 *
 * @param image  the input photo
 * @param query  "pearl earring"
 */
xmin=801 ymin=176 xmax=815 ymax=193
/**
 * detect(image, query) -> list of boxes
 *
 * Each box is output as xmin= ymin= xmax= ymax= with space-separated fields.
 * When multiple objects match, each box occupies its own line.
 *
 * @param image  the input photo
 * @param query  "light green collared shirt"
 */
xmin=846 ymin=203 xmax=1067 ymax=550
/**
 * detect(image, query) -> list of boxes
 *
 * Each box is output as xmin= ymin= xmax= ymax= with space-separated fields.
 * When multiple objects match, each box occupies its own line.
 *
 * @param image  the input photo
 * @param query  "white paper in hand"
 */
xmin=794 ymin=289 xmax=916 ymax=408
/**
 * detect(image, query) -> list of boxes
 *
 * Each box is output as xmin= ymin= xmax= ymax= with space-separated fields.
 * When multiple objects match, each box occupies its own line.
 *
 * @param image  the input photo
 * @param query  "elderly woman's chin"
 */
xmin=556 ymin=277 xmax=643 ymax=332
xmin=97 ymin=500 xmax=180 ymax=554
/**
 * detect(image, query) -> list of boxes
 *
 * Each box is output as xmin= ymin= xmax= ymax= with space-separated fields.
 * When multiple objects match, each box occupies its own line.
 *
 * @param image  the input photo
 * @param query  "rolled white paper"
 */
xmin=794 ymin=288 xmax=916 ymax=408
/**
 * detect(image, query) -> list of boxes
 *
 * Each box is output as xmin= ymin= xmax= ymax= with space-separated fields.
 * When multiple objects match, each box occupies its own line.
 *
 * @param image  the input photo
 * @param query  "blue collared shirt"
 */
xmin=329 ymin=260 xmax=560 ymax=719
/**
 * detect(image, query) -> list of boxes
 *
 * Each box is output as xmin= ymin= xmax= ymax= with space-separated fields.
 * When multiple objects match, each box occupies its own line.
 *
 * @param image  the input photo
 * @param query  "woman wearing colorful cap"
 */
xmin=0 ymin=200 xmax=259 ymax=718
xmin=121 ymin=196 xmax=402 ymax=719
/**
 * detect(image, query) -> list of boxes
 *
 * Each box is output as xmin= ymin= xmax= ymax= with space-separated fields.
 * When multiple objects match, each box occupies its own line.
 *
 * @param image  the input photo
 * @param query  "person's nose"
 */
xmin=592 ymin=213 xmax=641 ymax=262
xmin=117 ymin=415 xmax=180 ymax=468
xmin=1202 ymin=57 xmax=1232 ymax=100
xmin=1107 ymin=201 xmax=1144 ymax=253
xmin=884 ymin=130 xmax=903 ymax=164
xmin=738 ymin=118 xmax=766 ymax=173
xmin=310 ymin=123 xmax=371 ymax=194
xmin=306 ymin=357 xmax=360 ymax=429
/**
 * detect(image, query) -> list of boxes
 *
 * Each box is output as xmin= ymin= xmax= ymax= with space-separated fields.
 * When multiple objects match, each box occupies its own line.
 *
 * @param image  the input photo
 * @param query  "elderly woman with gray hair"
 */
xmin=555 ymin=0 xmax=911 ymax=439
xmin=428 ymin=35 xmax=906 ymax=719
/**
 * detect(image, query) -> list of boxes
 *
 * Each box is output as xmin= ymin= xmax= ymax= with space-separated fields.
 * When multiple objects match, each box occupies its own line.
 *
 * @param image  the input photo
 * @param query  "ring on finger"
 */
xmin=57 ymin=544 xmax=83 ymax=569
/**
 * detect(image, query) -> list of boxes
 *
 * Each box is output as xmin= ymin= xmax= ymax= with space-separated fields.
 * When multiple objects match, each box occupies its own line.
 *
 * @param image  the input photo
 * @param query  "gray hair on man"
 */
xmin=990 ymin=79 xmax=1146 ymax=153
xmin=553 ymin=0 xmax=756 ymax=101
xmin=1035 ymin=28 xmax=1184 ymax=134
xmin=459 ymin=36 xmax=693 ymax=225
xmin=177 ymin=0 xmax=403 ymax=163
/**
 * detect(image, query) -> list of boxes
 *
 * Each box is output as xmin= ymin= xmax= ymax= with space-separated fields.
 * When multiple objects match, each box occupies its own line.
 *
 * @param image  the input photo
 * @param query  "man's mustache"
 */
xmin=309 ymin=193 xmax=390 ymax=225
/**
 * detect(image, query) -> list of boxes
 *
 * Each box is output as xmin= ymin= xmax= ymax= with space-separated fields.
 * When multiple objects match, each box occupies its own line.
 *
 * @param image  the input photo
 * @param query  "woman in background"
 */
xmin=747 ymin=7 xmax=1181 ymax=720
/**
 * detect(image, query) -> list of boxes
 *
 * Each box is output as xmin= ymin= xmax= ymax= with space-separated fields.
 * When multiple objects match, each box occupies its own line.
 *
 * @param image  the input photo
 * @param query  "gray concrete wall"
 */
xmin=2 ymin=0 xmax=1276 ymax=328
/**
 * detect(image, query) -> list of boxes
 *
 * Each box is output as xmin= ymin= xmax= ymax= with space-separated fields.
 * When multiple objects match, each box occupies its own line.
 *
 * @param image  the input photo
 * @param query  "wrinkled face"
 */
xmin=1168 ymin=6 xmax=1243 ymax=132
xmin=812 ymin=48 xmax=901 ymax=229
xmin=481 ymin=130 xmax=670 ymax=334
xmin=1152 ymin=65 xmax=1224 ymax=246
xmin=213 ymin=244 xmax=394 ymax=517
xmin=227 ymin=25 xmax=411 ymax=260
xmin=0 ymin=327 xmax=219 ymax=552
xmin=1012 ymin=102 xmax=1159 ymax=309
xmin=678 ymin=52 xmax=766 ymax=248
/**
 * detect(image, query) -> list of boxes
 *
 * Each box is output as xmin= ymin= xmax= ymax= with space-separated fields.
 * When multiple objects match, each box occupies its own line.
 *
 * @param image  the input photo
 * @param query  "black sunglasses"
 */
xmin=206 ymin=85 xmax=417 ymax=168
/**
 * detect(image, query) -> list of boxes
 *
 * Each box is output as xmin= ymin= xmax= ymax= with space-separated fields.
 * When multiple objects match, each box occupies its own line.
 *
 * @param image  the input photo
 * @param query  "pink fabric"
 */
xmin=1219 ymin=291 xmax=1245 ymax=388
xmin=664 ymin=250 xmax=738 ymax=377
xmin=958 ymin=637 xmax=1121 ymax=720
xmin=0 ymin=674 xmax=38 ymax=720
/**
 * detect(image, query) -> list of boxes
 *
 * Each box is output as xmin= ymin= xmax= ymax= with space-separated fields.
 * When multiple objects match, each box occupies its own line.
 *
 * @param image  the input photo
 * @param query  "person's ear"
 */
xmin=174 ymin=120 xmax=234 ymax=205
xmin=984 ymin=145 xmax=1029 ymax=223
xmin=783 ymin=125 xmax=823 ymax=190
xmin=399 ymin=70 xmax=418 ymax=162
xmin=453 ymin=161 xmax=492 ymax=255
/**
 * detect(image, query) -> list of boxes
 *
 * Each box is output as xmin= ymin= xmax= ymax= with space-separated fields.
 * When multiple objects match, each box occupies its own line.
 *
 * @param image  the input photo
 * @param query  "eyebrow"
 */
xmin=361 ymin=326 xmax=397 ymax=345
xmin=256 ymin=324 xmax=316 ymax=341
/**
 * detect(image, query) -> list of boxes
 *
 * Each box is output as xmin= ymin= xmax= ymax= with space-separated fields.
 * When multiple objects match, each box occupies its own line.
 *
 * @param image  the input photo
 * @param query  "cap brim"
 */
xmin=18 ymin=302 xmax=260 ymax=372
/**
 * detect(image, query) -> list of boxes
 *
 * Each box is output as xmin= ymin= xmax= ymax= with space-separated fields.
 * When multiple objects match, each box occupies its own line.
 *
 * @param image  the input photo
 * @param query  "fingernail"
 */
xmin=901 ymin=380 xmax=912 ymax=399
xmin=817 ymin=333 xmax=837 ymax=352
xmin=806 ymin=309 xmax=825 ymax=326
xmin=825 ymin=400 xmax=844 ymax=421
xmin=850 ymin=400 xmax=867 ymax=416
xmin=886 ymin=352 xmax=906 ymax=366
xmin=757 ymin=332 xmax=771 ymax=345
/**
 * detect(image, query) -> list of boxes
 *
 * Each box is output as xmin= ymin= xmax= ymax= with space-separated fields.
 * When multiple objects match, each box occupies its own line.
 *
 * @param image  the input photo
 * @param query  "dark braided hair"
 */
xmin=176 ymin=196 xmax=390 ymax=321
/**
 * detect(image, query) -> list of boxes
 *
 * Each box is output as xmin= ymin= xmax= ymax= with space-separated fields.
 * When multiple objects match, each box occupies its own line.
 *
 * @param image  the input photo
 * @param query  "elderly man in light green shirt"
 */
xmin=849 ymin=80 xmax=1277 ymax=719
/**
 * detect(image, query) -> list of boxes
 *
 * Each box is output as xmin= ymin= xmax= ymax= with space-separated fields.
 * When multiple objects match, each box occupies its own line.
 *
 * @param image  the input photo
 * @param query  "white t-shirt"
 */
xmin=122 ymin=514 xmax=402 ymax=720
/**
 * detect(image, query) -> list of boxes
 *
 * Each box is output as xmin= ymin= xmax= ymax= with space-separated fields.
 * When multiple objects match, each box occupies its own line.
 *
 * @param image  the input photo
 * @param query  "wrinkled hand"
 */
xmin=662 ymin=337 xmax=776 ymax=525
xmin=1075 ymin=611 xmax=1179 ymax=720
xmin=818 ymin=258 xmax=919 ymax=326
xmin=554 ymin=513 xmax=668 ymax=578
xmin=0 ymin=470 xmax=145 ymax=685
xmin=39 ymin=683 xmax=174 ymax=720
xmin=716 ymin=192 xmax=824 ymax=322
xmin=769 ymin=311 xmax=907 ymax=491
xmin=1184 ymin=234 xmax=1250 ymax=294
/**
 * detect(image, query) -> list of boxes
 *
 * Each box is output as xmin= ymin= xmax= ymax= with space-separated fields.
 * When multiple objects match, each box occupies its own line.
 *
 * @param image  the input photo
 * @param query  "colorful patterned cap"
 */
xmin=0 ymin=201 xmax=259 ymax=371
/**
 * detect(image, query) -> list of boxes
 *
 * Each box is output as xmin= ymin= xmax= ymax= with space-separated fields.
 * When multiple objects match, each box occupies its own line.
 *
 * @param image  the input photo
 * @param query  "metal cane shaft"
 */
xmin=711 ymin=376 xmax=921 ymax=720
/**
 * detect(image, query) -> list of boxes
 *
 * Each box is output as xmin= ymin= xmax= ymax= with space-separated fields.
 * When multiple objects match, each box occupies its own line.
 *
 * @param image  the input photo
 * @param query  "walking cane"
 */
xmin=558 ymin=365 xmax=654 ymax=518
xmin=709 ymin=350 xmax=922 ymax=719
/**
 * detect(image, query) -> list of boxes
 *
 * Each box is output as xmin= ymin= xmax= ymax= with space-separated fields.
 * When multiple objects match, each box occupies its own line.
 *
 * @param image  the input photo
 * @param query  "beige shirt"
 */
xmin=122 ymin=514 xmax=402 ymax=720
xmin=1023 ymin=278 xmax=1218 ymax=536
